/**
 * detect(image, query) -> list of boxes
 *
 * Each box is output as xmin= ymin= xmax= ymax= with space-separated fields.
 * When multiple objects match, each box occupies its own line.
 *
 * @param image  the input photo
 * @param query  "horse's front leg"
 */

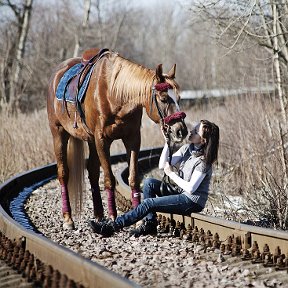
xmin=87 ymin=140 xmax=104 ymax=221
xmin=122 ymin=131 xmax=141 ymax=208
xmin=94 ymin=136 xmax=117 ymax=220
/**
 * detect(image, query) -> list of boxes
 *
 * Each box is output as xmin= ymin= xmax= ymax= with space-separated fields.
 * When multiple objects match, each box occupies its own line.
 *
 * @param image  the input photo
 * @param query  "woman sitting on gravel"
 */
xmin=89 ymin=119 xmax=220 ymax=237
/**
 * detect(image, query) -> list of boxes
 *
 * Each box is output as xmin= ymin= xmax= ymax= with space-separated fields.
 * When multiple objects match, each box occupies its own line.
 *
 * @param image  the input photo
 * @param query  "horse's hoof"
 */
xmin=94 ymin=213 xmax=104 ymax=222
xmin=109 ymin=214 xmax=117 ymax=221
xmin=63 ymin=221 xmax=75 ymax=230
xmin=94 ymin=217 xmax=104 ymax=223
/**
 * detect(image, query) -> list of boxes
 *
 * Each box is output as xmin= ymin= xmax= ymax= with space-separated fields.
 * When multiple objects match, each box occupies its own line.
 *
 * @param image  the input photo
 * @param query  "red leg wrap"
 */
xmin=106 ymin=189 xmax=117 ymax=218
xmin=61 ymin=185 xmax=71 ymax=214
xmin=131 ymin=189 xmax=141 ymax=208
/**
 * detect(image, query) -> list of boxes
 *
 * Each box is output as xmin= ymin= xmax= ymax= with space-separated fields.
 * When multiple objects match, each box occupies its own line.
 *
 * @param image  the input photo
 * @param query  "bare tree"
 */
xmin=192 ymin=0 xmax=288 ymax=122
xmin=187 ymin=0 xmax=288 ymax=229
xmin=73 ymin=0 xmax=91 ymax=57
xmin=0 ymin=0 xmax=33 ymax=114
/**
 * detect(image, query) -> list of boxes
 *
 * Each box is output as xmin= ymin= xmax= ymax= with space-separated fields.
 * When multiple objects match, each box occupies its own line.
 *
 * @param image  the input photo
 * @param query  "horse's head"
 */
xmin=147 ymin=64 xmax=188 ymax=143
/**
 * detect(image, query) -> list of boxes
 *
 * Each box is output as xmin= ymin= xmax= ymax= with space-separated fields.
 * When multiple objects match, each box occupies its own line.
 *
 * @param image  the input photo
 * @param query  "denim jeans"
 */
xmin=115 ymin=177 xmax=203 ymax=228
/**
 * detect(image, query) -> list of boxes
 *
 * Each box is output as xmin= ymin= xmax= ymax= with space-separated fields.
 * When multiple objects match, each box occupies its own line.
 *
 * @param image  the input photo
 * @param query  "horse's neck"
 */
xmin=110 ymin=58 xmax=155 ymax=108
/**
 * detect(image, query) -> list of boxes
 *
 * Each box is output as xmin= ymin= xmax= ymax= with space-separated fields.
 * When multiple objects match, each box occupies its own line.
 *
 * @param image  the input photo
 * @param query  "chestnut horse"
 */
xmin=47 ymin=48 xmax=188 ymax=229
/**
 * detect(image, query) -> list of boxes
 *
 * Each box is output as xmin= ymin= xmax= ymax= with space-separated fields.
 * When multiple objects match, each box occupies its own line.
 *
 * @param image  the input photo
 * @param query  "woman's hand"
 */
xmin=161 ymin=123 xmax=170 ymax=143
xmin=164 ymin=162 xmax=173 ymax=176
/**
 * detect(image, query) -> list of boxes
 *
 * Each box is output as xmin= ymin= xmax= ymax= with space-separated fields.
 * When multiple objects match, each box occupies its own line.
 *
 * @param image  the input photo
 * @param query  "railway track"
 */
xmin=1 ymin=147 xmax=288 ymax=287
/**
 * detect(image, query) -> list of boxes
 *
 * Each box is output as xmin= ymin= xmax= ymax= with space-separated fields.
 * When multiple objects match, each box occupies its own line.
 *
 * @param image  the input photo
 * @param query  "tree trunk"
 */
xmin=73 ymin=0 xmax=91 ymax=57
xmin=272 ymin=2 xmax=286 ymax=124
xmin=9 ymin=0 xmax=33 ymax=114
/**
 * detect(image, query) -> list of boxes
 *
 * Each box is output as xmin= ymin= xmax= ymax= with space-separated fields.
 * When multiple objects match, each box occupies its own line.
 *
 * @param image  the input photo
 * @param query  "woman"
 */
xmin=89 ymin=119 xmax=219 ymax=237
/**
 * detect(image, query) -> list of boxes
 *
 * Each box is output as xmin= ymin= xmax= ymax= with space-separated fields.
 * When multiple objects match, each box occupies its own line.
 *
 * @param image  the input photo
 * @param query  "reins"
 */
xmin=161 ymin=125 xmax=174 ymax=165
xmin=151 ymin=86 xmax=166 ymax=120
xmin=149 ymin=82 xmax=187 ymax=196
xmin=149 ymin=81 xmax=186 ymax=166
xmin=150 ymin=86 xmax=174 ymax=161
xmin=160 ymin=135 xmax=178 ymax=196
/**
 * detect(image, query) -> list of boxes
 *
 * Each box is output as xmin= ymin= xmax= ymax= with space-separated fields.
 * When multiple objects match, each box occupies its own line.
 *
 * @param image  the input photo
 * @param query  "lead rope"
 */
xmin=160 ymin=124 xmax=177 ymax=195
xmin=163 ymin=124 xmax=173 ymax=165
xmin=150 ymin=82 xmax=183 ymax=195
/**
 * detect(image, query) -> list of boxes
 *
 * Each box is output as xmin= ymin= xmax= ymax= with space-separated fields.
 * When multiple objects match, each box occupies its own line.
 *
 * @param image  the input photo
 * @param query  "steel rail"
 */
xmin=1 ymin=146 xmax=288 ymax=288
xmin=0 ymin=149 xmax=161 ymax=288
xmin=116 ymin=154 xmax=288 ymax=269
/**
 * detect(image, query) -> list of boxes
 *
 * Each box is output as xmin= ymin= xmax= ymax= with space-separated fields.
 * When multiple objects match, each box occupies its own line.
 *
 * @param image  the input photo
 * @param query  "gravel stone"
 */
xmin=24 ymin=166 xmax=287 ymax=287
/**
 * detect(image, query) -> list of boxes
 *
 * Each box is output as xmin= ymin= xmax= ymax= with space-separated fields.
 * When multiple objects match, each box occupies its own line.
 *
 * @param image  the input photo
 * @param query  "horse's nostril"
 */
xmin=184 ymin=128 xmax=188 ymax=137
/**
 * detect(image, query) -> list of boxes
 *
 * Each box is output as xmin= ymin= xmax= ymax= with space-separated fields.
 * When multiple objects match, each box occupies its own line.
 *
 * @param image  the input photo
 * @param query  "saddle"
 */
xmin=55 ymin=48 xmax=110 ymax=131
xmin=66 ymin=48 xmax=109 ymax=103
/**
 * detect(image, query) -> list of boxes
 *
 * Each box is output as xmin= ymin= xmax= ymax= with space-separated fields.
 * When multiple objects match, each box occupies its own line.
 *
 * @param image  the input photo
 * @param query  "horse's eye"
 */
xmin=161 ymin=97 xmax=175 ymax=105
xmin=159 ymin=94 xmax=168 ymax=103
xmin=160 ymin=97 xmax=168 ymax=103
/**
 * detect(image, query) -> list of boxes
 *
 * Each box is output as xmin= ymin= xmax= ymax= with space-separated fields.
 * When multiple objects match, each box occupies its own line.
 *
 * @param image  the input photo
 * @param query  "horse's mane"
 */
xmin=108 ymin=55 xmax=155 ymax=105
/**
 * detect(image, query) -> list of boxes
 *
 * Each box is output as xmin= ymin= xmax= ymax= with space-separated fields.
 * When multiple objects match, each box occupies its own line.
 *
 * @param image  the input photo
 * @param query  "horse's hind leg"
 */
xmin=87 ymin=141 xmax=104 ymax=221
xmin=50 ymin=125 xmax=74 ymax=229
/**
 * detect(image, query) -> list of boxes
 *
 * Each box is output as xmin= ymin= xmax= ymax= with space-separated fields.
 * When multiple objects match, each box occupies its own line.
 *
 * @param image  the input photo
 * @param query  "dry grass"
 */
xmin=1 ymin=95 xmax=287 ymax=229
xmin=0 ymin=109 xmax=163 ymax=183
xmin=188 ymin=94 xmax=288 ymax=229
xmin=0 ymin=110 xmax=55 ymax=182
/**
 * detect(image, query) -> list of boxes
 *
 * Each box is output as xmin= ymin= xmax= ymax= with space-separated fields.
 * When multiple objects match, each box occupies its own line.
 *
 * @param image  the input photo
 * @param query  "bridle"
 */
xmin=150 ymin=82 xmax=186 ymax=163
xmin=150 ymin=82 xmax=174 ymax=120
xmin=150 ymin=82 xmax=186 ymax=128
xmin=150 ymin=82 xmax=187 ymax=195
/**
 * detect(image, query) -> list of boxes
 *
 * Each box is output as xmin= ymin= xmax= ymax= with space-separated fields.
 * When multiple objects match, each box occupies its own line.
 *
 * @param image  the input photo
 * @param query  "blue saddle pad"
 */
xmin=56 ymin=63 xmax=94 ymax=103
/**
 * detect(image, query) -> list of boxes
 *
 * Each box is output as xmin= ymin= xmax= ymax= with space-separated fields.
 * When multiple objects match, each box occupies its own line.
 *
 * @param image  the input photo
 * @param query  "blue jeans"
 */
xmin=115 ymin=178 xmax=203 ymax=228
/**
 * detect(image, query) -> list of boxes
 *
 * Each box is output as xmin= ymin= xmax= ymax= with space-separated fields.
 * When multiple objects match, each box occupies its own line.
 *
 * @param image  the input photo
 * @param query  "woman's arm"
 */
xmin=164 ymin=163 xmax=206 ymax=193
xmin=158 ymin=144 xmax=183 ymax=169
xmin=158 ymin=143 xmax=170 ymax=169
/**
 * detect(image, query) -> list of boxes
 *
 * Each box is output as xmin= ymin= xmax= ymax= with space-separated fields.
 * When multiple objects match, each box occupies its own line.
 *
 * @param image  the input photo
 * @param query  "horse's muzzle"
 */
xmin=170 ymin=122 xmax=188 ymax=143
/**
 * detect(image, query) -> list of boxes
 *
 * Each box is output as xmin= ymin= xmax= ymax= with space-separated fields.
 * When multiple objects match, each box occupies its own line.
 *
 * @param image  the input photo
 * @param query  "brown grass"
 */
xmin=1 ymin=95 xmax=287 ymax=228
xmin=188 ymin=94 xmax=288 ymax=229
xmin=0 ymin=110 xmax=55 ymax=182
xmin=0 ymin=109 xmax=164 ymax=183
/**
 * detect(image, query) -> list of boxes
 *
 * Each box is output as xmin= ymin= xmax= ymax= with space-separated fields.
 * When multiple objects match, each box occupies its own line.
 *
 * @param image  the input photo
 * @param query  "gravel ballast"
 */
xmin=24 ymin=167 xmax=286 ymax=288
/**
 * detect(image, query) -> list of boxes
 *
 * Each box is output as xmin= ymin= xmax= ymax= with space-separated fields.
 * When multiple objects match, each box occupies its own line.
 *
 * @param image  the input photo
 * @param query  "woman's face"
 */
xmin=188 ymin=122 xmax=204 ymax=144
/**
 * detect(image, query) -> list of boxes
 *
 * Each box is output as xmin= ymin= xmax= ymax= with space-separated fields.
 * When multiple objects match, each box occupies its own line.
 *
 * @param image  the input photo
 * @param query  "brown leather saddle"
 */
xmin=66 ymin=48 xmax=110 ymax=102
xmin=60 ymin=48 xmax=109 ymax=131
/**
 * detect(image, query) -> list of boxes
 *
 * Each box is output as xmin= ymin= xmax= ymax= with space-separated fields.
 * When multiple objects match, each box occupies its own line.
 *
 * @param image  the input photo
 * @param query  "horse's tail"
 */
xmin=67 ymin=136 xmax=85 ymax=217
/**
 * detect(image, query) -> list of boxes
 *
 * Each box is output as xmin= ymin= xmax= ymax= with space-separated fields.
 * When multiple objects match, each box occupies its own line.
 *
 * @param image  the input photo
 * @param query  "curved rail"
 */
xmin=116 ymin=154 xmax=288 ymax=270
xmin=0 ymin=149 xmax=159 ymax=288
xmin=1 ymin=147 xmax=288 ymax=288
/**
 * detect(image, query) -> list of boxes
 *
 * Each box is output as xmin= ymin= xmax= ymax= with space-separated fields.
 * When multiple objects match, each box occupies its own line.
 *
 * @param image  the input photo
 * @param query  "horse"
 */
xmin=47 ymin=48 xmax=188 ymax=229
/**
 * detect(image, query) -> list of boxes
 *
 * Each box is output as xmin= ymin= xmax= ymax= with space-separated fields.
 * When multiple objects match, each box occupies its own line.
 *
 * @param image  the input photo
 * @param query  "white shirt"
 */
xmin=159 ymin=143 xmax=206 ymax=194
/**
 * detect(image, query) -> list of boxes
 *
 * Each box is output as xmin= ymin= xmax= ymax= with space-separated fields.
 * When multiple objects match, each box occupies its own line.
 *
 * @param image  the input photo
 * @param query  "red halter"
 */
xmin=154 ymin=82 xmax=172 ymax=92
xmin=163 ymin=111 xmax=186 ymax=124
xmin=152 ymin=82 xmax=186 ymax=125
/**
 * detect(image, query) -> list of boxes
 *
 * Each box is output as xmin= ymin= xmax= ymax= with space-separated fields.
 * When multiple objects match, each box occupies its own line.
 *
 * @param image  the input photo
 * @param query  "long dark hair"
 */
xmin=200 ymin=119 xmax=219 ymax=165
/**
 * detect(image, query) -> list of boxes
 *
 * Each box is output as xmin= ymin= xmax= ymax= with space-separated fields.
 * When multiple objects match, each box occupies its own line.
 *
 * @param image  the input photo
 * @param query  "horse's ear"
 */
xmin=156 ymin=64 xmax=165 ymax=83
xmin=167 ymin=64 xmax=176 ymax=79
